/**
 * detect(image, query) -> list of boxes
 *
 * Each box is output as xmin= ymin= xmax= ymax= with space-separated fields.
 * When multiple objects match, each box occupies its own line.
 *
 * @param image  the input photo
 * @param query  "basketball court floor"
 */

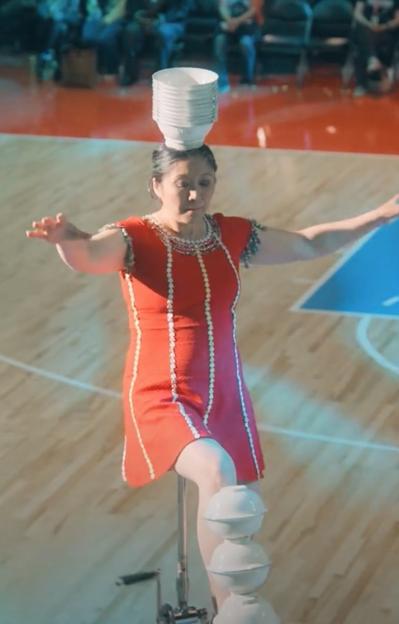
xmin=1 ymin=58 xmax=398 ymax=624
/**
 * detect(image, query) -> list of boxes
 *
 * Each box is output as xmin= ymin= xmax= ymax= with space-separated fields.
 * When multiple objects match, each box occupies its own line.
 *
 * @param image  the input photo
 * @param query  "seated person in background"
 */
xmin=81 ymin=0 xmax=127 ymax=76
xmin=0 ymin=0 xmax=38 ymax=52
xmin=213 ymin=0 xmax=263 ymax=93
xmin=0 ymin=0 xmax=82 ymax=80
xmin=353 ymin=0 xmax=399 ymax=95
xmin=35 ymin=0 xmax=82 ymax=79
xmin=118 ymin=0 xmax=192 ymax=86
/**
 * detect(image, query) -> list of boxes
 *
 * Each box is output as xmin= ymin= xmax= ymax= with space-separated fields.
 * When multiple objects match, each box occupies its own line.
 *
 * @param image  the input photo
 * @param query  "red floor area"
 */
xmin=1 ymin=58 xmax=399 ymax=154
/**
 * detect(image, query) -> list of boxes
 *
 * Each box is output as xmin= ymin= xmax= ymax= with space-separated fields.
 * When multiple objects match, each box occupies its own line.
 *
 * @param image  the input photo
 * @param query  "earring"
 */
xmin=147 ymin=181 xmax=156 ymax=200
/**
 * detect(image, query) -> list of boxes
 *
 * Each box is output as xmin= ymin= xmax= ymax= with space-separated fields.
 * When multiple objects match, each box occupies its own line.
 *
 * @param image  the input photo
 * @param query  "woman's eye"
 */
xmin=200 ymin=180 xmax=211 ymax=187
xmin=177 ymin=181 xmax=189 ymax=188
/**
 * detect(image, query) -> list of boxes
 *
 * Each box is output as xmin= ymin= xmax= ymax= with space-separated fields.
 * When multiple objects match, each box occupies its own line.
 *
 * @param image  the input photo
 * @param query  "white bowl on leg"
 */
xmin=214 ymin=594 xmax=280 ymax=624
xmin=204 ymin=485 xmax=267 ymax=539
xmin=207 ymin=540 xmax=271 ymax=594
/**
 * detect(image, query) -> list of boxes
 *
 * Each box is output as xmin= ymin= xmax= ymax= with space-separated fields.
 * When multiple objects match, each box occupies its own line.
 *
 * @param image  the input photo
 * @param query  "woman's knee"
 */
xmin=174 ymin=438 xmax=237 ymax=491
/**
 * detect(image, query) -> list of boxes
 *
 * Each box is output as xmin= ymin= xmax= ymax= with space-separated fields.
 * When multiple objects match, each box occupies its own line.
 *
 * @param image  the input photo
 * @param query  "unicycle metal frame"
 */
xmin=117 ymin=476 xmax=209 ymax=623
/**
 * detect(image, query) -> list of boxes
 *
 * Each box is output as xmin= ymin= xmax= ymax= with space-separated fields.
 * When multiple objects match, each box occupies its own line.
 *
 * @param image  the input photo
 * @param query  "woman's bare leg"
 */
xmin=174 ymin=438 xmax=237 ymax=612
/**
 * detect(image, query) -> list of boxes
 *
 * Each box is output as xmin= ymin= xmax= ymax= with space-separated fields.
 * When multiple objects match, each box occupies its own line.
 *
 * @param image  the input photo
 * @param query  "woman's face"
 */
xmin=152 ymin=155 xmax=216 ymax=222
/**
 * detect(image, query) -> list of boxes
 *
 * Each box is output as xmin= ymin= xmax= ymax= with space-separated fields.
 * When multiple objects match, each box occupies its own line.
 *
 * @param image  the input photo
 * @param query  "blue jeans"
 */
xmin=214 ymin=27 xmax=258 ymax=87
xmin=121 ymin=18 xmax=184 ymax=74
xmin=82 ymin=17 xmax=124 ymax=73
xmin=156 ymin=20 xmax=185 ymax=69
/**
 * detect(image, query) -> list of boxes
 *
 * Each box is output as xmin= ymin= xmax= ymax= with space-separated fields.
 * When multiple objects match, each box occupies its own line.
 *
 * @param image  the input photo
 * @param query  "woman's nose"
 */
xmin=188 ymin=189 xmax=198 ymax=200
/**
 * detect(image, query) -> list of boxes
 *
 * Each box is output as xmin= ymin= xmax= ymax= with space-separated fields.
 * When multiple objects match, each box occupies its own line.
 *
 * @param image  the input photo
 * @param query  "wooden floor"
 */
xmin=1 ymin=134 xmax=398 ymax=624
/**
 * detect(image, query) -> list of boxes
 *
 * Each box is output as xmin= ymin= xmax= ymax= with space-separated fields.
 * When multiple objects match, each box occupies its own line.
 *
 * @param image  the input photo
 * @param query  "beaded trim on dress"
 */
xmin=143 ymin=214 xmax=221 ymax=255
xmin=100 ymin=223 xmax=135 ymax=272
xmin=241 ymin=220 xmax=266 ymax=267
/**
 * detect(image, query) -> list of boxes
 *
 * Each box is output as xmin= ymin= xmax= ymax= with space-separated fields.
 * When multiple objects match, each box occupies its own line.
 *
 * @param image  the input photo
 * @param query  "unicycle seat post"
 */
xmin=177 ymin=475 xmax=189 ymax=609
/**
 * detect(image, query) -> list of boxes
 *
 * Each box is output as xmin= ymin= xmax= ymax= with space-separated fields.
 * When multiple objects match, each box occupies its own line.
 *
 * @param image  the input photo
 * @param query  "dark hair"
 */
xmin=151 ymin=143 xmax=218 ymax=181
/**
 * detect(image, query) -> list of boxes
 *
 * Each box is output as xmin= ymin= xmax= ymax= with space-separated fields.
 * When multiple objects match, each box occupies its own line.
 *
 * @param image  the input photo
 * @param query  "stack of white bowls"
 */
xmin=152 ymin=67 xmax=219 ymax=150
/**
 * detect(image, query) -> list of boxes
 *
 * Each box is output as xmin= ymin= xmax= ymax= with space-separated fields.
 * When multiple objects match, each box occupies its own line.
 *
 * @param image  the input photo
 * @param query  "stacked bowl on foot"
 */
xmin=205 ymin=485 xmax=280 ymax=624
xmin=152 ymin=67 xmax=219 ymax=150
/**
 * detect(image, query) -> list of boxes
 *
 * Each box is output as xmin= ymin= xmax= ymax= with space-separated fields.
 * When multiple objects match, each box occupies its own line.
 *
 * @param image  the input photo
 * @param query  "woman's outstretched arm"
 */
xmin=250 ymin=194 xmax=399 ymax=266
xmin=26 ymin=213 xmax=128 ymax=274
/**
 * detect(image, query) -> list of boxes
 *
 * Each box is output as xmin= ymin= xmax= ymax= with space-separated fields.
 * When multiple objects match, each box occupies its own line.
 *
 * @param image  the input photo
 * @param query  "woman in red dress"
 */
xmin=27 ymin=143 xmax=399 ymax=612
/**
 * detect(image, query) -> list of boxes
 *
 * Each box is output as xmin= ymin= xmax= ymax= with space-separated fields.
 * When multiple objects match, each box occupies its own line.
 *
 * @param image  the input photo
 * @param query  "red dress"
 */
xmin=113 ymin=212 xmax=265 ymax=488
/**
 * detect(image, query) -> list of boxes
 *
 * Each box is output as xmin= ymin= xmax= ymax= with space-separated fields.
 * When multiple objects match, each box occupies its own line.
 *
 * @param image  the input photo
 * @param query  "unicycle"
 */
xmin=117 ymin=476 xmax=210 ymax=623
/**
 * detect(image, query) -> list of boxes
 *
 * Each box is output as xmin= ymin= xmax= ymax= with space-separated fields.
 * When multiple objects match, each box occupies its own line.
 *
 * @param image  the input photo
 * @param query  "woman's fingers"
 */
xmin=26 ymin=228 xmax=49 ymax=239
xmin=31 ymin=217 xmax=54 ymax=230
xmin=27 ymin=214 xmax=67 ymax=242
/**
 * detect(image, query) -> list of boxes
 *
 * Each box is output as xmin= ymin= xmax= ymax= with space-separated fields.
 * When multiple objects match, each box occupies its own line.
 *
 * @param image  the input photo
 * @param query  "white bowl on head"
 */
xmin=152 ymin=67 xmax=218 ymax=89
xmin=153 ymin=110 xmax=217 ymax=127
xmin=153 ymin=84 xmax=217 ymax=99
xmin=153 ymin=97 xmax=217 ymax=110
xmin=155 ymin=120 xmax=214 ymax=150
xmin=153 ymin=78 xmax=217 ymax=90
xmin=153 ymin=110 xmax=217 ymax=123
xmin=154 ymin=117 xmax=217 ymax=129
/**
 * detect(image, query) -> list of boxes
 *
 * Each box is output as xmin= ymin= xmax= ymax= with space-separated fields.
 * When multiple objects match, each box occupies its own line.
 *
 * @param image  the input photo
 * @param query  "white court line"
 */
xmin=291 ymin=229 xmax=377 ymax=314
xmin=0 ymin=353 xmax=120 ymax=399
xmin=257 ymin=423 xmax=399 ymax=453
xmin=356 ymin=317 xmax=399 ymax=377
xmin=2 ymin=133 xmax=399 ymax=159
xmin=2 ymin=353 xmax=399 ymax=453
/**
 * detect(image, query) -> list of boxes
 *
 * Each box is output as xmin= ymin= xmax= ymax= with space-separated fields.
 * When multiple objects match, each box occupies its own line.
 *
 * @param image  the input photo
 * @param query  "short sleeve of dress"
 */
xmin=212 ymin=213 xmax=266 ymax=268
xmin=240 ymin=219 xmax=267 ymax=268
xmin=99 ymin=220 xmax=135 ymax=273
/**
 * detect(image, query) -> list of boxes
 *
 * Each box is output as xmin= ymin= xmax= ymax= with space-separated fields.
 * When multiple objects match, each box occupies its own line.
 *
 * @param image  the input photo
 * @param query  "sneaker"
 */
xmin=218 ymin=82 xmax=231 ymax=94
xmin=386 ymin=66 xmax=394 ymax=85
xmin=118 ymin=71 xmax=138 ymax=87
xmin=353 ymin=85 xmax=367 ymax=97
xmin=239 ymin=78 xmax=256 ymax=86
xmin=367 ymin=56 xmax=383 ymax=73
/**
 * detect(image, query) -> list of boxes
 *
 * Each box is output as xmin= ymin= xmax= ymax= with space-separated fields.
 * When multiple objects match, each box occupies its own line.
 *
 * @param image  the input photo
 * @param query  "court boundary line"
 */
xmin=1 ymin=133 xmax=399 ymax=159
xmin=356 ymin=316 xmax=399 ymax=376
xmin=291 ymin=228 xmax=377 ymax=314
xmin=2 ymin=352 xmax=398 ymax=454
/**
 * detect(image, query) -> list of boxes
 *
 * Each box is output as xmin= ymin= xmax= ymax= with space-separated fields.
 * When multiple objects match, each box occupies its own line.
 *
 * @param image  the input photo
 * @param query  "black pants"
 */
xmin=353 ymin=23 xmax=397 ymax=87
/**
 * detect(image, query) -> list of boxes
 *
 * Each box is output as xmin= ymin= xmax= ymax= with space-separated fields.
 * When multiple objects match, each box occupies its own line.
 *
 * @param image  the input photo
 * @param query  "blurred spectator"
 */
xmin=118 ymin=0 xmax=192 ymax=86
xmin=213 ymin=0 xmax=263 ymax=93
xmin=35 ymin=0 xmax=82 ymax=79
xmin=353 ymin=0 xmax=399 ymax=95
xmin=81 ymin=0 xmax=127 ymax=75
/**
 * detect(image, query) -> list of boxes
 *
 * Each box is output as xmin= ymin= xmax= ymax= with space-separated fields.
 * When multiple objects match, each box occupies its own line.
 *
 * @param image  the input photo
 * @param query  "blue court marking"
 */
xmin=293 ymin=219 xmax=399 ymax=320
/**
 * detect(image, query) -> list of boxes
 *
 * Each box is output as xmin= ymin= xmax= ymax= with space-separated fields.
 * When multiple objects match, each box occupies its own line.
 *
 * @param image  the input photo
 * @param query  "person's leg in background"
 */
xmin=376 ymin=31 xmax=397 ymax=73
xmin=213 ymin=29 xmax=230 ymax=92
xmin=81 ymin=16 xmax=104 ymax=71
xmin=353 ymin=23 xmax=375 ymax=95
xmin=154 ymin=20 xmax=185 ymax=70
xmin=238 ymin=32 xmax=257 ymax=86
xmin=119 ymin=18 xmax=145 ymax=85
xmin=96 ymin=19 xmax=124 ymax=75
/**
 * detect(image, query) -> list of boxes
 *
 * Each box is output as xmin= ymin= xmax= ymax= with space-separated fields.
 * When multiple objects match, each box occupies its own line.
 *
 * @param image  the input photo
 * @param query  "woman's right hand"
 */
xmin=26 ymin=213 xmax=82 ymax=245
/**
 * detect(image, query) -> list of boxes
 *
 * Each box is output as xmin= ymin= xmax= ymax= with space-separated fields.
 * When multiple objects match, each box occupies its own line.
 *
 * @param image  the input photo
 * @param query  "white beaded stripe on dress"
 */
xmin=165 ymin=239 xmax=202 ymax=439
xmin=216 ymin=238 xmax=262 ymax=480
xmin=195 ymin=249 xmax=215 ymax=428
xmin=124 ymin=275 xmax=156 ymax=480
